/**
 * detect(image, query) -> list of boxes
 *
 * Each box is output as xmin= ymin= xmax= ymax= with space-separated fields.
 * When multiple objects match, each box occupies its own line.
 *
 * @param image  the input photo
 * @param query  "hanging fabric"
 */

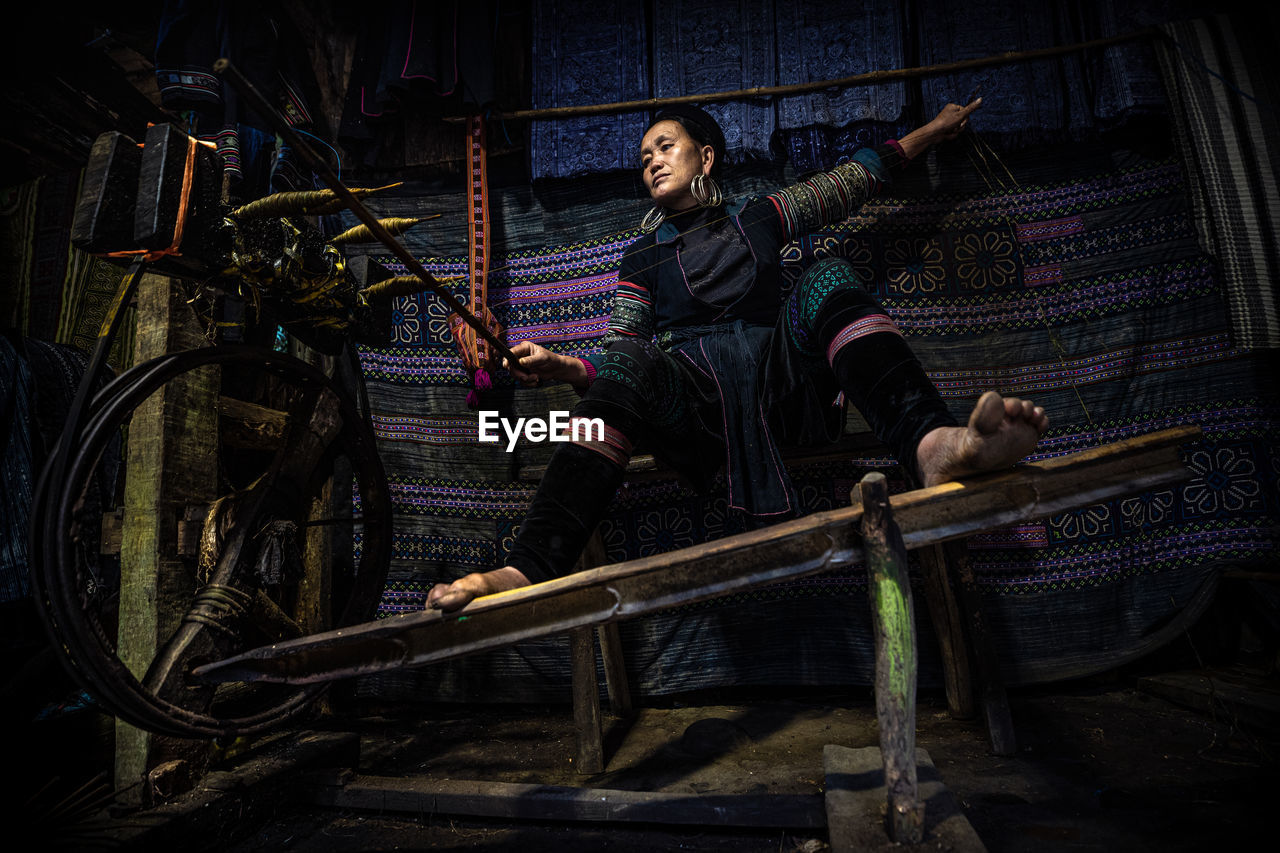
xmin=448 ymin=115 xmax=504 ymax=408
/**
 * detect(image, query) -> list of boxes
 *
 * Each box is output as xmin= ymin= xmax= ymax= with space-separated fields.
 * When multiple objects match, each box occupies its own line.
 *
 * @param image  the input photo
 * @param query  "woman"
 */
xmin=428 ymin=99 xmax=1048 ymax=611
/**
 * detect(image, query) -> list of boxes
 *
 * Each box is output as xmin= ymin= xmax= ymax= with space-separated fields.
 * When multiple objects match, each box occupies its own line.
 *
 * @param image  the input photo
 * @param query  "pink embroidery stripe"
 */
xmin=825 ymin=315 xmax=902 ymax=364
xmin=569 ymin=420 xmax=631 ymax=467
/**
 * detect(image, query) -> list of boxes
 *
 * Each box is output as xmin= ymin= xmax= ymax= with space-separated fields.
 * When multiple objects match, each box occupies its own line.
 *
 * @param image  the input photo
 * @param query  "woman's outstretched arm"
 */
xmin=768 ymin=98 xmax=982 ymax=240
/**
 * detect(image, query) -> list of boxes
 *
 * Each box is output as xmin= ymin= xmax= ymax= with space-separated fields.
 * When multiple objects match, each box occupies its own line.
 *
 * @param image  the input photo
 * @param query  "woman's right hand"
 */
xmin=503 ymin=340 xmax=589 ymax=389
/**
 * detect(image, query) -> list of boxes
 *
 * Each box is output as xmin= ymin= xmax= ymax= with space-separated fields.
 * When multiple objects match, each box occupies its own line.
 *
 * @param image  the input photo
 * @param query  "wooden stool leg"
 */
xmin=577 ymin=527 xmax=634 ymax=714
xmin=945 ymin=539 xmax=1016 ymax=756
xmin=597 ymin=622 xmax=632 ymax=715
xmin=917 ymin=543 xmax=975 ymax=720
xmin=570 ymin=627 xmax=604 ymax=774
xmin=567 ymin=528 xmax=634 ymax=773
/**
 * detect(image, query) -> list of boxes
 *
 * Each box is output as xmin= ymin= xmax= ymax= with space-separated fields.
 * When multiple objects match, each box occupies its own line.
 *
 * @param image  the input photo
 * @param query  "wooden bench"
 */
xmin=192 ymin=426 xmax=1198 ymax=786
xmin=517 ymin=433 xmax=1013 ymax=772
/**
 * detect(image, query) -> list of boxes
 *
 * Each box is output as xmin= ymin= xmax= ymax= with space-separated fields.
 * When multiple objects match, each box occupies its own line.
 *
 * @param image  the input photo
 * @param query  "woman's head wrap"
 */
xmin=650 ymin=104 xmax=725 ymax=179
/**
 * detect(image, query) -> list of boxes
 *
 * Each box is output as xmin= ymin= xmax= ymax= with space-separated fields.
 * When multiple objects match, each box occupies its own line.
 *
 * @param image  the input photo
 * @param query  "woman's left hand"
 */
xmin=897 ymin=97 xmax=982 ymax=159
xmin=926 ymin=97 xmax=982 ymax=142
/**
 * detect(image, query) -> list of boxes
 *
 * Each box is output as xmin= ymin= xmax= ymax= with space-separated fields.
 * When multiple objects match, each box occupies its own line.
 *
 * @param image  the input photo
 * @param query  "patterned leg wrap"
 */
xmin=505 ymin=339 xmax=695 ymax=582
xmin=789 ymin=258 xmax=957 ymax=483
xmin=504 ymin=440 xmax=627 ymax=584
xmin=566 ymin=416 xmax=633 ymax=467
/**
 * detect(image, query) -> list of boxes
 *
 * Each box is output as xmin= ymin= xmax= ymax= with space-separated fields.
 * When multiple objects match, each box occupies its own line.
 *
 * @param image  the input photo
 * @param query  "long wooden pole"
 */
xmin=192 ymin=425 xmax=1199 ymax=687
xmin=469 ymin=28 xmax=1156 ymax=122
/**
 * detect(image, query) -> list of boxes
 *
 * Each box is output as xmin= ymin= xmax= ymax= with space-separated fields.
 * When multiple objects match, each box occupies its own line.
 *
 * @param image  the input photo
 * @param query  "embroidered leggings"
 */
xmin=504 ymin=259 xmax=954 ymax=583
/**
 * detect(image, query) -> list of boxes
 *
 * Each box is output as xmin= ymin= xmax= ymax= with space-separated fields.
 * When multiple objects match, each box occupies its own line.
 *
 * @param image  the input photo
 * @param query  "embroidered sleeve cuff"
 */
xmin=578 ymin=356 xmax=599 ymax=386
xmin=882 ymin=139 xmax=911 ymax=168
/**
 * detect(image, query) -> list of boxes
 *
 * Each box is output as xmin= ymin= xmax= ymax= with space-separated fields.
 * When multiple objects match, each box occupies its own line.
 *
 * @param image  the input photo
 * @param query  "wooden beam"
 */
xmin=305 ymin=770 xmax=826 ymax=828
xmin=116 ymin=273 xmax=220 ymax=800
xmin=192 ymin=425 xmax=1200 ymax=687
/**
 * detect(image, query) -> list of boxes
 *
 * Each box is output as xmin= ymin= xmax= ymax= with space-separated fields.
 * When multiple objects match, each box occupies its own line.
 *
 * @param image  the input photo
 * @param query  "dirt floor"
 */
xmin=11 ymin=648 xmax=1275 ymax=852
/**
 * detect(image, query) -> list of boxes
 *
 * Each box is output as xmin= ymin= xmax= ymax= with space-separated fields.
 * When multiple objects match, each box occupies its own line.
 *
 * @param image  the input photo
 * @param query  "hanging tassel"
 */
xmin=465 ymin=368 xmax=492 ymax=410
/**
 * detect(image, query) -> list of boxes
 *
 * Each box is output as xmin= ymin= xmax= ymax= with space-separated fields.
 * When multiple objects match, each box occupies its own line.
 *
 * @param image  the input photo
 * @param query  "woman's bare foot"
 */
xmin=426 ymin=566 xmax=531 ymax=613
xmin=915 ymin=391 xmax=1049 ymax=487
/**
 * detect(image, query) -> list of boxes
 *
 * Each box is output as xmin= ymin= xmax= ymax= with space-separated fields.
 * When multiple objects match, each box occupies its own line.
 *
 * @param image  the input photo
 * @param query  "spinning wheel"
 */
xmin=32 ymin=61 xmax=507 ymax=741
xmin=30 ymin=342 xmax=392 ymax=738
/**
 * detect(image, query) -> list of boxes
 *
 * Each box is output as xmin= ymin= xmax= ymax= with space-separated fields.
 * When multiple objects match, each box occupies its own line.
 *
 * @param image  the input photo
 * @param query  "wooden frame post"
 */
xmin=857 ymin=472 xmax=925 ymax=844
xmin=116 ymin=273 xmax=219 ymax=800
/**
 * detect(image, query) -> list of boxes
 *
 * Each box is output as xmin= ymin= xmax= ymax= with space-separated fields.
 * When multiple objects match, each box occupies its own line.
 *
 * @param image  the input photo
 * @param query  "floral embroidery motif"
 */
xmin=1182 ymin=446 xmax=1263 ymax=517
xmin=1119 ymin=490 xmax=1176 ymax=531
xmin=424 ymin=295 xmax=451 ymax=345
xmin=954 ymin=231 xmax=1019 ymax=291
xmin=391 ymin=295 xmax=423 ymax=346
xmin=600 ymin=518 xmax=629 ymax=563
xmin=885 ymin=236 xmax=946 ymax=294
xmin=1050 ymin=504 xmax=1114 ymax=541
xmin=636 ymin=507 xmax=695 ymax=556
xmin=815 ymin=235 xmax=876 ymax=286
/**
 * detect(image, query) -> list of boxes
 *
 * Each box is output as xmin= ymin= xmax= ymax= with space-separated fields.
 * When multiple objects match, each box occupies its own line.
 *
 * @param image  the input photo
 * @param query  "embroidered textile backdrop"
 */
xmin=344 ymin=134 xmax=1278 ymax=703
xmin=529 ymin=0 xmax=1201 ymax=179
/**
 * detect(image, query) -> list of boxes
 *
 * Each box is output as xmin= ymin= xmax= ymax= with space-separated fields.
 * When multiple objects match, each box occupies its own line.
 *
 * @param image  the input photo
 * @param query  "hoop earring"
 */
xmin=640 ymin=205 xmax=665 ymax=233
xmin=690 ymin=173 xmax=722 ymax=207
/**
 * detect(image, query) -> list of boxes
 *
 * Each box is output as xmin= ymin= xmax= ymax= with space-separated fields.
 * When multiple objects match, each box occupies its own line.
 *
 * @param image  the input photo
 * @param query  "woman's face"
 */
xmin=640 ymin=120 xmax=714 ymax=211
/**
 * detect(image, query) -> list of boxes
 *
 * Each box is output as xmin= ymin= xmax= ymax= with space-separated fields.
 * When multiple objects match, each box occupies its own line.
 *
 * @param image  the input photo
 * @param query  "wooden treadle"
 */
xmin=192 ymin=425 xmax=1201 ymax=687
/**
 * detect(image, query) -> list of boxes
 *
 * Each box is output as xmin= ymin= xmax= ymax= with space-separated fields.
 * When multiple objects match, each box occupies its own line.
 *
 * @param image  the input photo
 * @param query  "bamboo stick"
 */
xmin=463 ymin=28 xmax=1156 ymax=122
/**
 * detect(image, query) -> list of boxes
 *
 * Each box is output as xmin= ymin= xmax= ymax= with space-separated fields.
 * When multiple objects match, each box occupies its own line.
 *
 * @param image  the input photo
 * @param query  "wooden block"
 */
xmin=133 ymin=123 xmax=223 ymax=274
xmin=218 ymin=395 xmax=289 ymax=449
xmin=115 ymin=273 xmax=220 ymax=798
xmin=1137 ymin=666 xmax=1280 ymax=732
xmin=305 ymin=772 xmax=826 ymax=828
xmin=858 ymin=472 xmax=924 ymax=843
xmin=598 ymin=622 xmax=633 ymax=715
xmin=577 ymin=528 xmax=634 ymax=716
xmin=71 ymin=131 xmax=143 ymax=254
xmin=100 ymin=507 xmax=124 ymax=556
xmin=175 ymin=504 xmax=208 ymax=559
xmin=823 ymin=745 xmax=986 ymax=853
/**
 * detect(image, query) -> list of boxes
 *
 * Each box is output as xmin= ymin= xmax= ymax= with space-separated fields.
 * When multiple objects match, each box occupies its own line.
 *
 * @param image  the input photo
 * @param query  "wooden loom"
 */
xmin=192 ymin=425 xmax=1200 ymax=846
xmin=50 ymin=59 xmax=1207 ymax=845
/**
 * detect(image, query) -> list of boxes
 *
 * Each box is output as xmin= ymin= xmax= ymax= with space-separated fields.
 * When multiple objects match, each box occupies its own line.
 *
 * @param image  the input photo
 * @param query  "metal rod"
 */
xmin=463 ymin=28 xmax=1157 ymax=122
xmin=212 ymin=58 xmax=521 ymax=369
xmin=191 ymin=425 xmax=1200 ymax=687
